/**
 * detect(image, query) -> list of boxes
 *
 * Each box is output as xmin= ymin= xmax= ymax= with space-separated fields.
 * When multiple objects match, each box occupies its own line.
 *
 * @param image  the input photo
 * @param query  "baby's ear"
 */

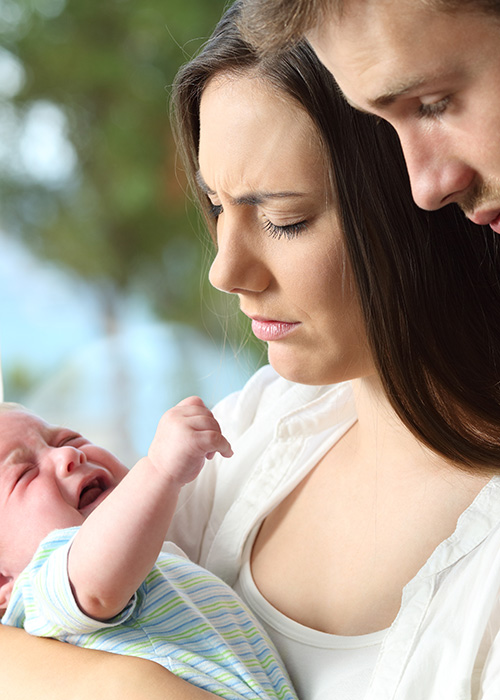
xmin=0 ymin=572 xmax=14 ymax=611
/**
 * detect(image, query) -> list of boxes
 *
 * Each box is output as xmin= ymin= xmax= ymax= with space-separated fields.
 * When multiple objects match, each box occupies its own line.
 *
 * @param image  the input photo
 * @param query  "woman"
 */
xmin=3 ymin=1 xmax=500 ymax=698
xmin=170 ymin=2 xmax=500 ymax=697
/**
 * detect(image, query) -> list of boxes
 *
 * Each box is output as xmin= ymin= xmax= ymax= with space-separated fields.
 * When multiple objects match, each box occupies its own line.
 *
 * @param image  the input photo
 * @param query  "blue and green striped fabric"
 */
xmin=3 ymin=528 xmax=297 ymax=700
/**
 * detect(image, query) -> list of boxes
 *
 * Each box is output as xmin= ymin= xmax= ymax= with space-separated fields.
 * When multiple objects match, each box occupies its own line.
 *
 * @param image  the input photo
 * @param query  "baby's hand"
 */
xmin=147 ymin=396 xmax=233 ymax=487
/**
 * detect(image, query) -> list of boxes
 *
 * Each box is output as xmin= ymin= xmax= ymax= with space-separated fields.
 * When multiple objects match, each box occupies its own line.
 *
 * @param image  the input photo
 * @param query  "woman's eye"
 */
xmin=209 ymin=203 xmax=223 ymax=219
xmin=263 ymin=218 xmax=308 ymax=240
xmin=417 ymin=96 xmax=450 ymax=119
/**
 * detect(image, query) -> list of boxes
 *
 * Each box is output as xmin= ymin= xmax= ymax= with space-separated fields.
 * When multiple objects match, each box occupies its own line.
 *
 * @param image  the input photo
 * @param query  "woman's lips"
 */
xmin=251 ymin=318 xmax=300 ymax=341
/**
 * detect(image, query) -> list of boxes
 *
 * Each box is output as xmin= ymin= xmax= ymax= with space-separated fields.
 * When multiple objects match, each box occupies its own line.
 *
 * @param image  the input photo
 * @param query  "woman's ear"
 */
xmin=0 ymin=571 xmax=15 ymax=611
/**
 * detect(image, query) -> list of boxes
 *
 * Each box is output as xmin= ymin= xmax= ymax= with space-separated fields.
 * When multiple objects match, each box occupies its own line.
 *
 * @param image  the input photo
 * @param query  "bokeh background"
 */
xmin=0 ymin=0 xmax=263 ymax=463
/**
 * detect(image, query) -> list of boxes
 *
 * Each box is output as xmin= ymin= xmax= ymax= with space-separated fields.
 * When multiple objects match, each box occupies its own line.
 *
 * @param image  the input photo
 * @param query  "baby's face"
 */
xmin=0 ymin=410 xmax=128 ymax=580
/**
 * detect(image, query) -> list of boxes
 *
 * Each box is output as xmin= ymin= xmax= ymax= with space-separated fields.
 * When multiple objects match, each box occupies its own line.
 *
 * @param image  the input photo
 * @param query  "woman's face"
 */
xmin=198 ymin=73 xmax=374 ymax=385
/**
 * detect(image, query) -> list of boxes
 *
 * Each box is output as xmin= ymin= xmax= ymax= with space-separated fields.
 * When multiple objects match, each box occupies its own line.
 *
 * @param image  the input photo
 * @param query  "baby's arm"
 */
xmin=68 ymin=396 xmax=232 ymax=621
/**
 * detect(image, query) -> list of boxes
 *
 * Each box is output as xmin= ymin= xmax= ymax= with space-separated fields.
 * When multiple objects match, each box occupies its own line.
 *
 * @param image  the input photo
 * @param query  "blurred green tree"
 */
xmin=0 ymin=0 xmax=234 ymax=333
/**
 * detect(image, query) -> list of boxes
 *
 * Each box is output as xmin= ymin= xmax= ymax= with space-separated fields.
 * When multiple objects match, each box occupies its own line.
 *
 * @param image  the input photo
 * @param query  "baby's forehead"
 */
xmin=0 ymin=410 xmax=55 ymax=459
xmin=0 ymin=408 xmax=46 ymax=429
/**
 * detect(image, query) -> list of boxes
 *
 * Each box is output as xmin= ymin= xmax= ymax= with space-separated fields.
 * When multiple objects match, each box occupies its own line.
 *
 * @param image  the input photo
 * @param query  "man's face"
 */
xmin=308 ymin=0 xmax=500 ymax=232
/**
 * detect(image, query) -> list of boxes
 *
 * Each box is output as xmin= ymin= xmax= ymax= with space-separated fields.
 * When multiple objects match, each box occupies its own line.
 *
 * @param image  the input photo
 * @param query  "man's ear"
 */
xmin=0 ymin=571 xmax=15 ymax=611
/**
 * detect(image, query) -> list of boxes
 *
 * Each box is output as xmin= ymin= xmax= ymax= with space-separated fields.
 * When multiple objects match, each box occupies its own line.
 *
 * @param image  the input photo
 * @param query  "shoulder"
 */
xmin=19 ymin=527 xmax=78 ymax=578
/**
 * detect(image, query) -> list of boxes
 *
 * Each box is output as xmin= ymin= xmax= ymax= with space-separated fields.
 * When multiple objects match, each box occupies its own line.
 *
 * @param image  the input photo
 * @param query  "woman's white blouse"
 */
xmin=166 ymin=365 xmax=500 ymax=699
xmin=234 ymin=555 xmax=386 ymax=700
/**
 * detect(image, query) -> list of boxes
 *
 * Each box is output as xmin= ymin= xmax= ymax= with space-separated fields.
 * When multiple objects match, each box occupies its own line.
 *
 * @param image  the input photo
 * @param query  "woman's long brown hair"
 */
xmin=172 ymin=0 xmax=500 ymax=471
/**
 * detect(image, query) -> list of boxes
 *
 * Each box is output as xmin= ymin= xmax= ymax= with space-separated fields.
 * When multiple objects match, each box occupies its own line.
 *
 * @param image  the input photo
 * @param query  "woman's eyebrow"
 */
xmin=196 ymin=171 xmax=216 ymax=196
xmin=195 ymin=170 xmax=305 ymax=204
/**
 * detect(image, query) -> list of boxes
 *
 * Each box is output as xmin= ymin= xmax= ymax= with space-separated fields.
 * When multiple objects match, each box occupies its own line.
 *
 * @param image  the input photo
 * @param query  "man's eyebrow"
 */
xmin=195 ymin=171 xmax=305 ymax=205
xmin=367 ymin=74 xmax=447 ymax=109
xmin=369 ymin=81 xmax=425 ymax=108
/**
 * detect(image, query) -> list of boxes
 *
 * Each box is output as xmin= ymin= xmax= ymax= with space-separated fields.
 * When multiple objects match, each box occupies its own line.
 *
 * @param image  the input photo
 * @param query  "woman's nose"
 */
xmin=208 ymin=215 xmax=270 ymax=295
xmin=51 ymin=445 xmax=86 ymax=477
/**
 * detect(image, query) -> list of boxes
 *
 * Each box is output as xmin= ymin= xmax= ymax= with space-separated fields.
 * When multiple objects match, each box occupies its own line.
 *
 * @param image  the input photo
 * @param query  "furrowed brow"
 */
xmin=232 ymin=191 xmax=305 ymax=206
xmin=0 ymin=446 xmax=28 ymax=468
xmin=195 ymin=171 xmax=216 ymax=196
xmin=195 ymin=172 xmax=304 ymax=204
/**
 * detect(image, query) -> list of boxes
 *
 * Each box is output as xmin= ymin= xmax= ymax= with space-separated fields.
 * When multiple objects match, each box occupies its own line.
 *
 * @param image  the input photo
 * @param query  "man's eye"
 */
xmin=417 ymin=96 xmax=450 ymax=119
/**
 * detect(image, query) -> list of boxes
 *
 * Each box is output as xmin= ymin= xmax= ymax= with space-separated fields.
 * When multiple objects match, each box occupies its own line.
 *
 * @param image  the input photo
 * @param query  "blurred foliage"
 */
xmin=4 ymin=357 xmax=43 ymax=398
xmin=0 ymin=0 xmax=244 ymax=335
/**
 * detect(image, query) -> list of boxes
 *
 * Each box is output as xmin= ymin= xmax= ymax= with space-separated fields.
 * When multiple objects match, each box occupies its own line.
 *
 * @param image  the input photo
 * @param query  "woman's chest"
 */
xmin=250 ymin=447 xmax=489 ymax=636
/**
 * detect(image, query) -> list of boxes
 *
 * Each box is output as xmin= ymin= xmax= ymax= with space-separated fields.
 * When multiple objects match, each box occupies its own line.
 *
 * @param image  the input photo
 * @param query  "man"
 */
xmin=240 ymin=0 xmax=500 ymax=233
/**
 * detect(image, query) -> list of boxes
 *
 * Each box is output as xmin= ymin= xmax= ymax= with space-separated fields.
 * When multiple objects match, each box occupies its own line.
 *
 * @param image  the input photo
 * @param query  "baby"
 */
xmin=0 ymin=398 xmax=296 ymax=700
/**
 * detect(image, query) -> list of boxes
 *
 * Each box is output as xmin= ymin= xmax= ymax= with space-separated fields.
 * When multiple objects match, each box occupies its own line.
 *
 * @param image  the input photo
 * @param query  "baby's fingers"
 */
xmin=195 ymin=427 xmax=232 ymax=460
xmin=177 ymin=396 xmax=206 ymax=409
xmin=207 ymin=433 xmax=233 ymax=460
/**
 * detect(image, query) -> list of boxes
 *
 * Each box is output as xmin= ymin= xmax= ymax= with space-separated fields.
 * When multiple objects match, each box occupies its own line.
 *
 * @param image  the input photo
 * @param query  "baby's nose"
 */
xmin=53 ymin=445 xmax=86 ymax=477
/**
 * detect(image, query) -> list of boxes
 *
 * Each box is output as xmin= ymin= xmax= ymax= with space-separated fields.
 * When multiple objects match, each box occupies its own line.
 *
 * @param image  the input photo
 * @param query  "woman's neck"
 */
xmin=249 ymin=372 xmax=491 ymax=636
xmin=348 ymin=374 xmax=458 ymax=481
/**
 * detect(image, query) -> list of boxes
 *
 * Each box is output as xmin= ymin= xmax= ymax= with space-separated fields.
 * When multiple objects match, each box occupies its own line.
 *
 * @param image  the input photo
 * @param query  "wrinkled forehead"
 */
xmin=314 ymin=0 xmax=498 ymax=33
xmin=327 ymin=0 xmax=493 ymax=18
xmin=308 ymin=0 xmax=493 ymax=108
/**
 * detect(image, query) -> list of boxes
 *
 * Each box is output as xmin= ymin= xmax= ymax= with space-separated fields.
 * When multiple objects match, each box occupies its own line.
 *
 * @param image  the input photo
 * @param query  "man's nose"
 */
xmin=209 ymin=214 xmax=270 ymax=295
xmin=399 ymin=129 xmax=476 ymax=211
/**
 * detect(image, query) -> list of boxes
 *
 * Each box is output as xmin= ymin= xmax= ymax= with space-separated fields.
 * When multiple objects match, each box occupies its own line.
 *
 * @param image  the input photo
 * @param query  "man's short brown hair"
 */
xmin=239 ymin=0 xmax=500 ymax=54
xmin=238 ymin=0 xmax=337 ymax=53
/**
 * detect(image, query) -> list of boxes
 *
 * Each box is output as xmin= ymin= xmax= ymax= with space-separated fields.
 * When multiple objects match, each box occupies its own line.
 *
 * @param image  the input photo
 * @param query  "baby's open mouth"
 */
xmin=78 ymin=478 xmax=106 ymax=510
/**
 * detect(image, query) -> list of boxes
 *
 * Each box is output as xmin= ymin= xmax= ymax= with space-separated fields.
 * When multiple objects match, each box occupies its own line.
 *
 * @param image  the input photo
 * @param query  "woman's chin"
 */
xmin=267 ymin=353 xmax=335 ymax=386
xmin=267 ymin=347 xmax=375 ymax=387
